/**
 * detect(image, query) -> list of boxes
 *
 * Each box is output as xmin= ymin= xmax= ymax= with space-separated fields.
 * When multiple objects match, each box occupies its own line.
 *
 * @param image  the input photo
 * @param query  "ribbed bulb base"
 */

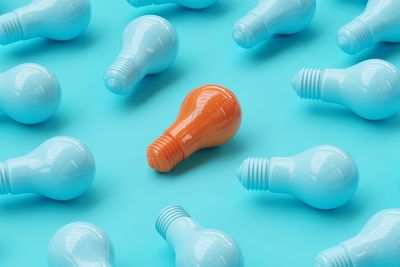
xmin=337 ymin=19 xmax=373 ymax=55
xmin=0 ymin=12 xmax=24 ymax=45
xmin=156 ymin=205 xmax=190 ymax=239
xmin=147 ymin=134 xmax=185 ymax=172
xmin=0 ymin=162 xmax=11 ymax=195
xmin=315 ymin=246 xmax=353 ymax=267
xmin=236 ymin=157 xmax=269 ymax=191
xmin=104 ymin=58 xmax=142 ymax=95
xmin=233 ymin=13 xmax=268 ymax=49
xmin=292 ymin=68 xmax=323 ymax=100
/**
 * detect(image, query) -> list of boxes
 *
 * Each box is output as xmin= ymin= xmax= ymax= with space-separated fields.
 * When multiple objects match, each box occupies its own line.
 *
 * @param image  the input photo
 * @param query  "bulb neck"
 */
xmin=0 ymin=12 xmax=24 ymax=45
xmin=0 ymin=162 xmax=11 ymax=195
xmin=338 ymin=18 xmax=373 ymax=55
xmin=233 ymin=12 xmax=269 ymax=49
xmin=147 ymin=134 xmax=185 ymax=172
xmin=156 ymin=205 xmax=200 ymax=249
xmin=236 ymin=157 xmax=270 ymax=191
xmin=104 ymin=58 xmax=145 ymax=95
xmin=315 ymin=245 xmax=353 ymax=267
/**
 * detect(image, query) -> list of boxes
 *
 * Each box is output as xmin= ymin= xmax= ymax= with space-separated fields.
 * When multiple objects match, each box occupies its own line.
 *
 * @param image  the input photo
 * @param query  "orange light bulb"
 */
xmin=147 ymin=84 xmax=242 ymax=172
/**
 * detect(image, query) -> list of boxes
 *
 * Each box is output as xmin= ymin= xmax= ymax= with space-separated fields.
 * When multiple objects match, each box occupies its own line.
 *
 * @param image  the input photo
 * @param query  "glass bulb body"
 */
xmin=0 ymin=63 xmax=61 ymax=124
xmin=127 ymin=0 xmax=216 ymax=9
xmin=237 ymin=145 xmax=359 ymax=210
xmin=0 ymin=136 xmax=95 ymax=201
xmin=338 ymin=0 xmax=400 ymax=54
xmin=48 ymin=222 xmax=115 ymax=267
xmin=315 ymin=209 xmax=400 ymax=267
xmin=0 ymin=0 xmax=91 ymax=45
xmin=293 ymin=59 xmax=400 ymax=120
xmin=156 ymin=205 xmax=244 ymax=267
xmin=104 ymin=15 xmax=178 ymax=95
xmin=147 ymin=84 xmax=242 ymax=172
xmin=232 ymin=0 xmax=316 ymax=48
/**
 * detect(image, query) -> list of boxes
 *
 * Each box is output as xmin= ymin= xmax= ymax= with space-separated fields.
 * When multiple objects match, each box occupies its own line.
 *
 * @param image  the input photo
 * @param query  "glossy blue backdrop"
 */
xmin=0 ymin=0 xmax=399 ymax=266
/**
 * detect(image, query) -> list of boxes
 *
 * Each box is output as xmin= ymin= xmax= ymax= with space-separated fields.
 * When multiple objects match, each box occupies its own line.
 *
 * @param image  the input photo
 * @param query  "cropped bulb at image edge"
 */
xmin=156 ymin=205 xmax=244 ymax=267
xmin=0 ymin=63 xmax=61 ymax=124
xmin=127 ymin=0 xmax=217 ymax=9
xmin=104 ymin=15 xmax=178 ymax=95
xmin=147 ymin=84 xmax=242 ymax=172
xmin=233 ymin=0 xmax=316 ymax=49
xmin=337 ymin=0 xmax=400 ymax=55
xmin=315 ymin=209 xmax=400 ymax=267
xmin=236 ymin=145 xmax=359 ymax=210
xmin=0 ymin=0 xmax=92 ymax=45
xmin=292 ymin=59 xmax=400 ymax=120
xmin=48 ymin=222 xmax=115 ymax=267
xmin=0 ymin=136 xmax=95 ymax=201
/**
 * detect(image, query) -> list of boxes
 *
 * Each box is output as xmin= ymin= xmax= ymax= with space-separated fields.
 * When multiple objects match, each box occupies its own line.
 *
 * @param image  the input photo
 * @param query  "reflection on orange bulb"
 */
xmin=147 ymin=84 xmax=242 ymax=172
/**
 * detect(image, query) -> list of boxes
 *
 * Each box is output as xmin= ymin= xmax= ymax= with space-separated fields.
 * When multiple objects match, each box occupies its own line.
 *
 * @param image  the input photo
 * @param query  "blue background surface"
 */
xmin=1 ymin=0 xmax=400 ymax=266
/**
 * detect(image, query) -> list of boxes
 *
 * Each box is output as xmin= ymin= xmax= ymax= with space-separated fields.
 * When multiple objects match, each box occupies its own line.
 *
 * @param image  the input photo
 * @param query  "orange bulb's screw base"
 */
xmin=147 ymin=134 xmax=184 ymax=173
xmin=147 ymin=84 xmax=242 ymax=173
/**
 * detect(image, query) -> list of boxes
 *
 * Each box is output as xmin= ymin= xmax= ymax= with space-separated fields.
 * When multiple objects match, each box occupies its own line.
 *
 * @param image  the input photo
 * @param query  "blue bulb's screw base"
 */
xmin=337 ymin=19 xmax=373 ymax=55
xmin=156 ymin=205 xmax=191 ymax=240
xmin=292 ymin=68 xmax=323 ymax=100
xmin=236 ymin=157 xmax=269 ymax=191
xmin=0 ymin=162 xmax=11 ymax=195
xmin=315 ymin=245 xmax=353 ymax=267
xmin=104 ymin=58 xmax=143 ymax=95
xmin=0 ymin=12 xmax=23 ymax=45
xmin=233 ymin=13 xmax=268 ymax=49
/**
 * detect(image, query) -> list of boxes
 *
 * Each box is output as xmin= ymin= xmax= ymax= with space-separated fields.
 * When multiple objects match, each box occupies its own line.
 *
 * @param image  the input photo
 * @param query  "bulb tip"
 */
xmin=337 ymin=34 xmax=357 ymax=55
xmin=104 ymin=76 xmax=129 ymax=95
xmin=337 ymin=19 xmax=372 ymax=55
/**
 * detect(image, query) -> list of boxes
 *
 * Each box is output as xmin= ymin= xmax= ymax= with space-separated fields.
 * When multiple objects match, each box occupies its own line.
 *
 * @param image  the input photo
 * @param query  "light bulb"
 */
xmin=292 ymin=59 xmax=400 ymax=120
xmin=147 ymin=84 xmax=242 ymax=172
xmin=0 ymin=136 xmax=95 ymax=201
xmin=156 ymin=205 xmax=244 ymax=267
xmin=337 ymin=0 xmax=400 ymax=55
xmin=48 ymin=222 xmax=115 ymax=267
xmin=315 ymin=209 xmax=400 ymax=267
xmin=236 ymin=145 xmax=358 ymax=210
xmin=0 ymin=0 xmax=91 ymax=46
xmin=104 ymin=15 xmax=178 ymax=95
xmin=0 ymin=63 xmax=61 ymax=124
xmin=232 ymin=0 xmax=316 ymax=49
xmin=127 ymin=0 xmax=216 ymax=9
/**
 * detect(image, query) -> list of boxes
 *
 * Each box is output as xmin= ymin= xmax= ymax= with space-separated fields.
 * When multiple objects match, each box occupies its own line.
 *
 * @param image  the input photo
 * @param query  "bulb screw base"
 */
xmin=314 ymin=245 xmax=353 ymax=267
xmin=292 ymin=68 xmax=323 ymax=100
xmin=0 ymin=162 xmax=11 ymax=195
xmin=233 ymin=13 xmax=268 ymax=49
xmin=236 ymin=157 xmax=269 ymax=191
xmin=156 ymin=205 xmax=191 ymax=239
xmin=147 ymin=134 xmax=185 ymax=172
xmin=104 ymin=58 xmax=143 ymax=95
xmin=0 ymin=12 xmax=24 ymax=45
xmin=337 ymin=19 xmax=373 ymax=55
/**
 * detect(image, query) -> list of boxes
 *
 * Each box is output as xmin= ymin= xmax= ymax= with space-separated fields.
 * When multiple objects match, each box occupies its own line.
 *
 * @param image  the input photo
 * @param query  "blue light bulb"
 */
xmin=292 ymin=59 xmax=400 ymax=120
xmin=337 ymin=0 xmax=400 ymax=55
xmin=232 ymin=0 xmax=316 ymax=49
xmin=48 ymin=222 xmax=115 ymax=267
xmin=156 ymin=205 xmax=244 ymax=267
xmin=104 ymin=15 xmax=178 ymax=95
xmin=0 ymin=0 xmax=91 ymax=45
xmin=0 ymin=136 xmax=95 ymax=201
xmin=315 ymin=209 xmax=400 ymax=267
xmin=127 ymin=0 xmax=216 ymax=9
xmin=236 ymin=145 xmax=358 ymax=210
xmin=0 ymin=63 xmax=61 ymax=124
